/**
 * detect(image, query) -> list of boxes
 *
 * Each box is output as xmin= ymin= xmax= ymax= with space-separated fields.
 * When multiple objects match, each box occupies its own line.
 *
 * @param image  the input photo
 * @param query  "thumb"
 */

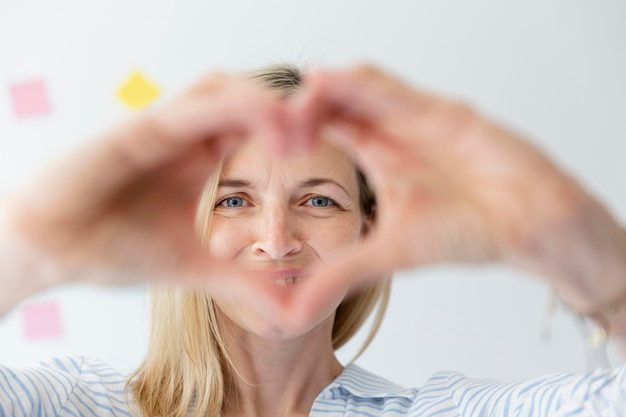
xmin=289 ymin=239 xmax=394 ymax=326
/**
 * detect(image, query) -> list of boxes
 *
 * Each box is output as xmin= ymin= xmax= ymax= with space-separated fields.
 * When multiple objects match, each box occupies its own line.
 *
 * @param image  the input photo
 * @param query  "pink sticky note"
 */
xmin=9 ymin=79 xmax=52 ymax=119
xmin=22 ymin=301 xmax=63 ymax=341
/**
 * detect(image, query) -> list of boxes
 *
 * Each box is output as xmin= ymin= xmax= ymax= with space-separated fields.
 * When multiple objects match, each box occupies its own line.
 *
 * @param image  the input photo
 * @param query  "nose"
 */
xmin=251 ymin=203 xmax=303 ymax=260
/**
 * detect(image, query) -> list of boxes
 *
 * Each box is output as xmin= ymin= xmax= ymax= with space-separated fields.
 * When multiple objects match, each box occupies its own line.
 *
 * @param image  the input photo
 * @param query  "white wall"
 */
xmin=1 ymin=0 xmax=625 ymax=387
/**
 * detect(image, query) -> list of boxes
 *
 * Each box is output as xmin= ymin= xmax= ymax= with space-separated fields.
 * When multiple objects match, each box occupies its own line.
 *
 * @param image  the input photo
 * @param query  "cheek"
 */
xmin=206 ymin=219 xmax=248 ymax=260
xmin=206 ymin=214 xmax=365 ymax=260
xmin=308 ymin=217 xmax=364 ymax=252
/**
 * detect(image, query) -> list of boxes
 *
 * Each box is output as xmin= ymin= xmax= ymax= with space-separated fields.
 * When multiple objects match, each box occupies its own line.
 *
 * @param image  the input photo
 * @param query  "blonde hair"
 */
xmin=127 ymin=64 xmax=391 ymax=417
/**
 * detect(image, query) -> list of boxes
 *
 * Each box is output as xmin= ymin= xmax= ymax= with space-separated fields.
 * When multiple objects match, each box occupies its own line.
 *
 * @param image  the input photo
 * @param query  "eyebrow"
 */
xmin=218 ymin=177 xmax=351 ymax=197
xmin=218 ymin=179 xmax=252 ymax=188
xmin=298 ymin=177 xmax=351 ymax=197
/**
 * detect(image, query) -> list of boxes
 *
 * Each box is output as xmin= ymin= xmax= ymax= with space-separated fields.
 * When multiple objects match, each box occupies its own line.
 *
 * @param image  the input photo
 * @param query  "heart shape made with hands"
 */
xmin=11 ymin=66 xmax=596 ymax=328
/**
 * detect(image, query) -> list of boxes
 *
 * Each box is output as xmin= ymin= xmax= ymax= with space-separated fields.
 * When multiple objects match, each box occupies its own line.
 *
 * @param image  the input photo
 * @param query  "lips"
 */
xmin=263 ymin=268 xmax=309 ymax=286
xmin=276 ymin=276 xmax=305 ymax=286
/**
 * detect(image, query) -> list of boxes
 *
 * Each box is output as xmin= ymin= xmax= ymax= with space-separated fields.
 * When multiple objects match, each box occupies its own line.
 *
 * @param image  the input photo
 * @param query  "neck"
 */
xmin=220 ymin=315 xmax=343 ymax=417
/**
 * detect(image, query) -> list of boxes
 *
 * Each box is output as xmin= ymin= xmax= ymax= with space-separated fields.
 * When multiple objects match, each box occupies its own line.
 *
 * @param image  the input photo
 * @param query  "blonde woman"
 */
xmin=1 ymin=65 xmax=625 ymax=417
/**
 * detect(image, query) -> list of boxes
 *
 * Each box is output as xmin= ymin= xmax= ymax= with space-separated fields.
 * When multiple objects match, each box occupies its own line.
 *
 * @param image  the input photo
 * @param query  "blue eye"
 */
xmin=307 ymin=196 xmax=335 ymax=208
xmin=218 ymin=196 xmax=246 ymax=208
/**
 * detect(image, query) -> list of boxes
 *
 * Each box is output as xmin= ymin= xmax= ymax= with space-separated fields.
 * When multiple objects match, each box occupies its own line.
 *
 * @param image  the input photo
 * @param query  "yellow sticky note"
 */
xmin=117 ymin=71 xmax=160 ymax=110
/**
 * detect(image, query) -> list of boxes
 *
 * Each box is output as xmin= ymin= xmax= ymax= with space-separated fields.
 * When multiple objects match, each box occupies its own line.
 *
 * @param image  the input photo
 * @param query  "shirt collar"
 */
xmin=324 ymin=363 xmax=417 ymax=400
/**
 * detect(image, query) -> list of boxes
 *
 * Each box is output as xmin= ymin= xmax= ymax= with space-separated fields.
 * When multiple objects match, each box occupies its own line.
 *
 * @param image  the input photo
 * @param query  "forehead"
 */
xmin=220 ymin=139 xmax=358 ymax=186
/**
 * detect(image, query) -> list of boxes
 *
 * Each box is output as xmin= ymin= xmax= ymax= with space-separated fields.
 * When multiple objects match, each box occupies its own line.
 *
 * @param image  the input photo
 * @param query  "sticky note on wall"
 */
xmin=117 ymin=71 xmax=160 ymax=110
xmin=9 ymin=78 xmax=52 ymax=119
xmin=22 ymin=301 xmax=63 ymax=341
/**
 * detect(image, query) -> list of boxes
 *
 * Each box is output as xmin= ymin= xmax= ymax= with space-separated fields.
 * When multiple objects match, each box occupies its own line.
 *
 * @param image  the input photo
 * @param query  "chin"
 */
xmin=254 ymin=308 xmax=337 ymax=341
xmin=217 ymin=303 xmax=338 ymax=344
xmin=215 ymin=284 xmax=344 ymax=338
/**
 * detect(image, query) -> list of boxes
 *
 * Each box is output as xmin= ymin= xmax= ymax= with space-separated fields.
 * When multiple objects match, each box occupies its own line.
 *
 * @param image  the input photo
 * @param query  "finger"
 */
xmin=319 ymin=119 xmax=402 ymax=196
xmin=137 ymin=80 xmax=290 ymax=165
xmin=290 ymin=65 xmax=431 ymax=144
xmin=204 ymin=81 xmax=291 ymax=155
xmin=29 ymin=80 xmax=288 ymax=211
xmin=180 ymin=262 xmax=326 ymax=326
xmin=287 ymin=238 xmax=396 ymax=326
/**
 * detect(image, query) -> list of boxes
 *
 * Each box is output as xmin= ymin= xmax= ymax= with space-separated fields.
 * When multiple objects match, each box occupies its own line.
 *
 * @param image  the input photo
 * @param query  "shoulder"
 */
xmin=311 ymin=364 xmax=626 ymax=417
xmin=419 ymin=365 xmax=626 ymax=416
xmin=0 ymin=355 xmax=133 ymax=417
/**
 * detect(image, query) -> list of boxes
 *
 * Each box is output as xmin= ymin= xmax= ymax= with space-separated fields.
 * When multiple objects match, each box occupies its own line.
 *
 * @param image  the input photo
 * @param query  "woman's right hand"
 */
xmin=2 ymin=73 xmax=289 ymax=290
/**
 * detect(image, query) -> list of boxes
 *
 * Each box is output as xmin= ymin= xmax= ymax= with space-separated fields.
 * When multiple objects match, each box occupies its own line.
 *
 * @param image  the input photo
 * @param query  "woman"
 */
xmin=1 ymin=65 xmax=625 ymax=416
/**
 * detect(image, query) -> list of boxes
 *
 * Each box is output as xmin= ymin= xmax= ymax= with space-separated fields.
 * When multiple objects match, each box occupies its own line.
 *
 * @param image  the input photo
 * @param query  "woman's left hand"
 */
xmin=286 ymin=66 xmax=626 ymax=325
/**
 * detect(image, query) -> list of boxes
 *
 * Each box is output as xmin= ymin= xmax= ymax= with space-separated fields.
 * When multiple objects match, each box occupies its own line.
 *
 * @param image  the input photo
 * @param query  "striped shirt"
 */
xmin=1 ymin=355 xmax=624 ymax=416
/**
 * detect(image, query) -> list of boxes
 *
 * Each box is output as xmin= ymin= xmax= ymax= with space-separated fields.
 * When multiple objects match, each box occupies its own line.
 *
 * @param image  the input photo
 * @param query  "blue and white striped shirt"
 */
xmin=1 ymin=355 xmax=624 ymax=416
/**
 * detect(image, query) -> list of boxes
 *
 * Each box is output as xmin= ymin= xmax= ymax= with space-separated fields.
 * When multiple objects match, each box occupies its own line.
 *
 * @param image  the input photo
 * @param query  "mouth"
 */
xmin=275 ymin=276 xmax=306 ymax=286
xmin=263 ymin=268 xmax=309 ymax=287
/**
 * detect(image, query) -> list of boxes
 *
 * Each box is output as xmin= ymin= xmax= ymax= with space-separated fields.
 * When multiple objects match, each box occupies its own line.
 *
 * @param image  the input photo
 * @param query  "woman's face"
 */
xmin=207 ymin=138 xmax=368 ymax=341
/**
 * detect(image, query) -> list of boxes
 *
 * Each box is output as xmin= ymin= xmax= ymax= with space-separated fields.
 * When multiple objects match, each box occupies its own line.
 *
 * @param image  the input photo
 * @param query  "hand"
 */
xmin=287 ymin=66 xmax=626 ymax=322
xmin=5 ymin=74 xmax=290 ymax=288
